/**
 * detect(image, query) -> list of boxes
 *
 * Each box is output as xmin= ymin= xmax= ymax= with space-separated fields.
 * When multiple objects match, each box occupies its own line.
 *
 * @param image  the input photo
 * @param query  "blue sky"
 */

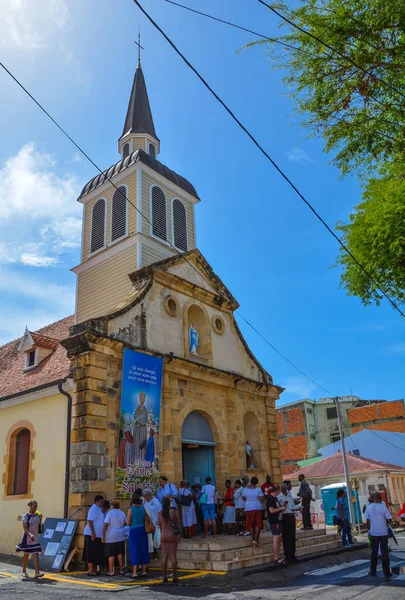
xmin=0 ymin=0 xmax=403 ymax=404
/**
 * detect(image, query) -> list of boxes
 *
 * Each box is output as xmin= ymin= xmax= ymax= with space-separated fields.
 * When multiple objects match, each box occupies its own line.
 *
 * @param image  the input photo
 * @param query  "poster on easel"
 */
xmin=38 ymin=518 xmax=78 ymax=572
xmin=116 ymin=349 xmax=163 ymax=498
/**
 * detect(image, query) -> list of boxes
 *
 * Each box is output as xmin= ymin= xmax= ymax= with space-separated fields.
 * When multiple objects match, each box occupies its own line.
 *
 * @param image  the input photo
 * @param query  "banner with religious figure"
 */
xmin=116 ymin=349 xmax=163 ymax=498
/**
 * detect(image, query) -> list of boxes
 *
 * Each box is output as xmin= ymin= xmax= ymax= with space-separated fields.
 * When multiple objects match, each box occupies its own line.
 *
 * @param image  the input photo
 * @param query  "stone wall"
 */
xmin=63 ymin=331 xmax=282 ymax=559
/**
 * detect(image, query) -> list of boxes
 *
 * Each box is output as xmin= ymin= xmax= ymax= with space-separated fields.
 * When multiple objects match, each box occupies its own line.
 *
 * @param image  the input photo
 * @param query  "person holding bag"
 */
xmin=178 ymin=480 xmax=197 ymax=538
xmin=159 ymin=497 xmax=180 ymax=583
xmin=126 ymin=494 xmax=149 ymax=578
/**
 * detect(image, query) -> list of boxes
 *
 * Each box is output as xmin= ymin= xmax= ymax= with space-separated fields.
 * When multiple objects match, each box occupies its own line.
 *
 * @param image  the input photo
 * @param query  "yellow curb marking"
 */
xmin=0 ymin=571 xmax=17 ymax=579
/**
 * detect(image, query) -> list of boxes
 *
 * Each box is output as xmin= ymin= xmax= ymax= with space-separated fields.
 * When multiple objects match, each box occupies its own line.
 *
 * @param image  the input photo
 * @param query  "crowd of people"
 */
xmin=17 ymin=473 xmax=398 ymax=581
xmin=77 ymin=473 xmax=315 ymax=577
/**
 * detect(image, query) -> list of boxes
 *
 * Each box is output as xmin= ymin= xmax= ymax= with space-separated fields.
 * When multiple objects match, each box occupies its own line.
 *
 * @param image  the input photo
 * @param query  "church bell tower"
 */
xmin=72 ymin=50 xmax=200 ymax=325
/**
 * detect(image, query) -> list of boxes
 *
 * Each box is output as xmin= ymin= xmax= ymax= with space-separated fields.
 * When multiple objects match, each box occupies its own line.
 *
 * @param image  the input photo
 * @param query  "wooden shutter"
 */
xmin=151 ymin=186 xmax=167 ymax=241
xmin=90 ymin=199 xmax=106 ymax=253
xmin=13 ymin=429 xmax=30 ymax=495
xmin=173 ymin=199 xmax=187 ymax=251
xmin=111 ymin=186 xmax=127 ymax=241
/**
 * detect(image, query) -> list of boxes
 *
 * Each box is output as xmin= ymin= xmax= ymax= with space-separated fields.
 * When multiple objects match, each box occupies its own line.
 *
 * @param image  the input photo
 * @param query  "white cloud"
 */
xmin=0 ymin=143 xmax=82 ymax=268
xmin=285 ymin=147 xmax=314 ymax=165
xmin=0 ymin=0 xmax=68 ymax=50
xmin=0 ymin=267 xmax=75 ymax=344
xmin=280 ymin=375 xmax=318 ymax=399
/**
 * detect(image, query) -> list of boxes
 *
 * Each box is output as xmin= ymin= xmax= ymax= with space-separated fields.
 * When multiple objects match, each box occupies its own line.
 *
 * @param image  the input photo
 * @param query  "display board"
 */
xmin=38 ymin=518 xmax=78 ymax=572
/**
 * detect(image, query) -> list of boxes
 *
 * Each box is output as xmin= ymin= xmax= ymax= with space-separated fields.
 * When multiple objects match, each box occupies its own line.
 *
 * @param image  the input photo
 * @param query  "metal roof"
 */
xmin=121 ymin=64 xmax=158 ymax=140
xmin=78 ymin=148 xmax=199 ymax=200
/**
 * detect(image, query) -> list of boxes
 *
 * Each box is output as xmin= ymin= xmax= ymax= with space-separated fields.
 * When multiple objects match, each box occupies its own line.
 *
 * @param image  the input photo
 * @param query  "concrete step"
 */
xmin=176 ymin=533 xmax=340 ymax=562
xmin=178 ymin=538 xmax=343 ymax=572
xmin=177 ymin=528 xmax=327 ymax=552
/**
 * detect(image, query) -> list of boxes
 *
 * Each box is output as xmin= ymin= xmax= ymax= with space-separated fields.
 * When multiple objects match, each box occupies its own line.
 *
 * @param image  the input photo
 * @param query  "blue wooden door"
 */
xmin=183 ymin=445 xmax=215 ymax=486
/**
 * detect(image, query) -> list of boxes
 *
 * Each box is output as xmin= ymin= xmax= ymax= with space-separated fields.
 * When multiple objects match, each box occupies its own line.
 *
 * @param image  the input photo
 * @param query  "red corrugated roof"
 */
xmin=284 ymin=452 xmax=405 ymax=479
xmin=0 ymin=315 xmax=73 ymax=399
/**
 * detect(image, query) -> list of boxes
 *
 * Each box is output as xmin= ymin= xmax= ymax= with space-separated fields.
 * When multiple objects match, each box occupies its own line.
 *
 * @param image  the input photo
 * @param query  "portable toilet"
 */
xmin=321 ymin=482 xmax=363 ymax=525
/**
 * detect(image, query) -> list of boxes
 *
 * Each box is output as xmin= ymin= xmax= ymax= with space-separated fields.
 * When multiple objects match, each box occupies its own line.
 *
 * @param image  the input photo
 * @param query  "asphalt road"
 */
xmin=1 ymin=535 xmax=404 ymax=599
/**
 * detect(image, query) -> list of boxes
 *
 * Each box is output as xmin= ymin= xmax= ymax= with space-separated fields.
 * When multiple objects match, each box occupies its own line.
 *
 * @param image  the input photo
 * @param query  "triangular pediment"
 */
xmin=128 ymin=249 xmax=239 ymax=311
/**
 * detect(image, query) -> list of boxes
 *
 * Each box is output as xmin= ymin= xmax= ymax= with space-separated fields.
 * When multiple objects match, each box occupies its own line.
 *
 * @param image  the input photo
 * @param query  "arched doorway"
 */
xmin=182 ymin=411 xmax=216 ymax=485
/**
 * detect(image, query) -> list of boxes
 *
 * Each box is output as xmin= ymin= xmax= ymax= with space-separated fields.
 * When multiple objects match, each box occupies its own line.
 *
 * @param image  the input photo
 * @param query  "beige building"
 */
xmin=0 ymin=317 xmax=73 ymax=554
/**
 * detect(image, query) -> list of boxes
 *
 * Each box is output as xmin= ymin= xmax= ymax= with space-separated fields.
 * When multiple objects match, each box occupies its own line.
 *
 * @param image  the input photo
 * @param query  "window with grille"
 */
xmin=330 ymin=433 xmax=340 ymax=443
xmin=172 ymin=199 xmax=187 ymax=251
xmin=123 ymin=143 xmax=130 ymax=158
xmin=13 ymin=429 xmax=30 ymax=495
xmin=151 ymin=186 xmax=167 ymax=241
xmin=111 ymin=186 xmax=127 ymax=242
xmin=90 ymin=199 xmax=106 ymax=253
xmin=149 ymin=143 xmax=156 ymax=158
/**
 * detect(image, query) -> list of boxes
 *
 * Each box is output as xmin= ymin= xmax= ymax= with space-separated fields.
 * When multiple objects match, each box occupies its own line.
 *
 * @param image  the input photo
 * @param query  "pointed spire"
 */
xmin=121 ymin=57 xmax=158 ymax=141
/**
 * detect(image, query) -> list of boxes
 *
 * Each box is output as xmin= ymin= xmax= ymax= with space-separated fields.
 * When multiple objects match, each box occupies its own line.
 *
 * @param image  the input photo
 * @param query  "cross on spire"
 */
xmin=134 ymin=30 xmax=144 ymax=67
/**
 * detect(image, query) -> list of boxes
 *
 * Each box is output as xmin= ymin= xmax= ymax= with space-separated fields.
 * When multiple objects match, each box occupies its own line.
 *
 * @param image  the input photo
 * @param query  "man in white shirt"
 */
xmin=364 ymin=492 xmax=392 ymax=581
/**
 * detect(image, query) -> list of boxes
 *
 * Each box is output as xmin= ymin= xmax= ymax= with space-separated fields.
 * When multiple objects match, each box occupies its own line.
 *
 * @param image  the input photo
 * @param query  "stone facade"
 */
xmin=62 ymin=327 xmax=282 ymax=555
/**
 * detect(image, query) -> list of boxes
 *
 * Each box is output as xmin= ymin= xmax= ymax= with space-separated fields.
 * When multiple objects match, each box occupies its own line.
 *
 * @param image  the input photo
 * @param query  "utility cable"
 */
xmin=0 ymin=60 xmax=337 ymax=399
xmin=133 ymin=0 xmax=405 ymax=318
xmin=257 ymin=0 xmax=405 ymax=103
xmin=163 ymin=0 xmax=314 ymax=56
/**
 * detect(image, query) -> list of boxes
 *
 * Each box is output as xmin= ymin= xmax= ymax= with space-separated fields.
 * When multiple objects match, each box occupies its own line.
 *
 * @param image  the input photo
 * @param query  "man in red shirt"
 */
xmin=261 ymin=474 xmax=274 ymax=497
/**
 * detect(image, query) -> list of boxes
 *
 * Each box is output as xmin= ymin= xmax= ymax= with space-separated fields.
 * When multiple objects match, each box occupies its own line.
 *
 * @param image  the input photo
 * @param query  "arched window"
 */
xmin=151 ymin=186 xmax=167 ymax=241
xmin=90 ymin=198 xmax=106 ymax=253
xmin=172 ymin=199 xmax=187 ymax=251
xmin=123 ymin=143 xmax=130 ymax=158
xmin=13 ymin=429 xmax=31 ymax=495
xmin=111 ymin=186 xmax=127 ymax=242
xmin=149 ymin=143 xmax=156 ymax=158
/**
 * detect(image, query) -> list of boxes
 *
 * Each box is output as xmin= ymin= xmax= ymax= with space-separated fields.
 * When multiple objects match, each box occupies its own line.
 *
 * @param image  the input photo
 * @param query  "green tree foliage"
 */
xmin=336 ymin=161 xmax=405 ymax=306
xmin=253 ymin=1 xmax=405 ymax=306
xmin=256 ymin=0 xmax=405 ymax=175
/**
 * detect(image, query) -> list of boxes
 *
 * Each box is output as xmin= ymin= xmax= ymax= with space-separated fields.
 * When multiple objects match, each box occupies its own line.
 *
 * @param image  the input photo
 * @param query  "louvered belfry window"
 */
xmin=151 ymin=186 xmax=167 ymax=241
xmin=123 ymin=143 xmax=130 ymax=158
xmin=173 ymin=199 xmax=187 ymax=251
xmin=149 ymin=143 xmax=156 ymax=158
xmin=111 ymin=186 xmax=127 ymax=242
xmin=90 ymin=198 xmax=106 ymax=253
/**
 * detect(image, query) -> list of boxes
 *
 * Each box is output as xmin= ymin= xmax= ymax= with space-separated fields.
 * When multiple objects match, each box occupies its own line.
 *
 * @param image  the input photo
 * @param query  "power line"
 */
xmin=163 ymin=0 xmax=314 ymax=56
xmin=132 ymin=0 xmax=405 ymax=318
xmin=0 ymin=60 xmax=336 ymax=399
xmin=257 ymin=0 xmax=405 ymax=103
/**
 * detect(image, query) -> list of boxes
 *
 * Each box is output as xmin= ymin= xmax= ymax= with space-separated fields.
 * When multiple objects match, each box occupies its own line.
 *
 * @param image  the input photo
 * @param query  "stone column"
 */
xmin=264 ymin=394 xmax=282 ymax=482
xmin=62 ymin=333 xmax=124 ymax=558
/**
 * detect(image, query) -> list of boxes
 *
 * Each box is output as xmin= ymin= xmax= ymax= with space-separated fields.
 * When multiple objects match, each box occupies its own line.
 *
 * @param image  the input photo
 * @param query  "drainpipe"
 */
xmin=58 ymin=378 xmax=73 ymax=519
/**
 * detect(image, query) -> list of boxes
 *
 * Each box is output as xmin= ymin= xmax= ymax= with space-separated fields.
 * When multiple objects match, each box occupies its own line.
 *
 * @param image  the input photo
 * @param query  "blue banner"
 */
xmin=116 ymin=349 xmax=163 ymax=498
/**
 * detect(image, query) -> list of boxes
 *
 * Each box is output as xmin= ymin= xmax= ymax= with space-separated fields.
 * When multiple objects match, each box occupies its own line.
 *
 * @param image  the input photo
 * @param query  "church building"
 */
xmin=0 ymin=56 xmax=283 ymax=557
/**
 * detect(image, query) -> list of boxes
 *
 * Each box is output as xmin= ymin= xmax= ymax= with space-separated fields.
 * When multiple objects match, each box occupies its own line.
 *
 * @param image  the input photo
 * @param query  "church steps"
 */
xmin=176 ymin=532 xmax=336 ymax=562
xmin=176 ymin=530 xmax=342 ymax=571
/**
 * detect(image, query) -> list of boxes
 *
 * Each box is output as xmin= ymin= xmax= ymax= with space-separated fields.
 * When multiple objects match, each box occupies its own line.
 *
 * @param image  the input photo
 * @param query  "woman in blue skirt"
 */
xmin=126 ymin=493 xmax=149 ymax=578
xmin=16 ymin=500 xmax=44 ymax=579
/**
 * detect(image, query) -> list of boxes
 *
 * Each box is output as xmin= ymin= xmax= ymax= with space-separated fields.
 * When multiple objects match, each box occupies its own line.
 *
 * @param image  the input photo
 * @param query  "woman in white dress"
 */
xmin=143 ymin=489 xmax=162 ymax=556
xmin=179 ymin=480 xmax=197 ymax=538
